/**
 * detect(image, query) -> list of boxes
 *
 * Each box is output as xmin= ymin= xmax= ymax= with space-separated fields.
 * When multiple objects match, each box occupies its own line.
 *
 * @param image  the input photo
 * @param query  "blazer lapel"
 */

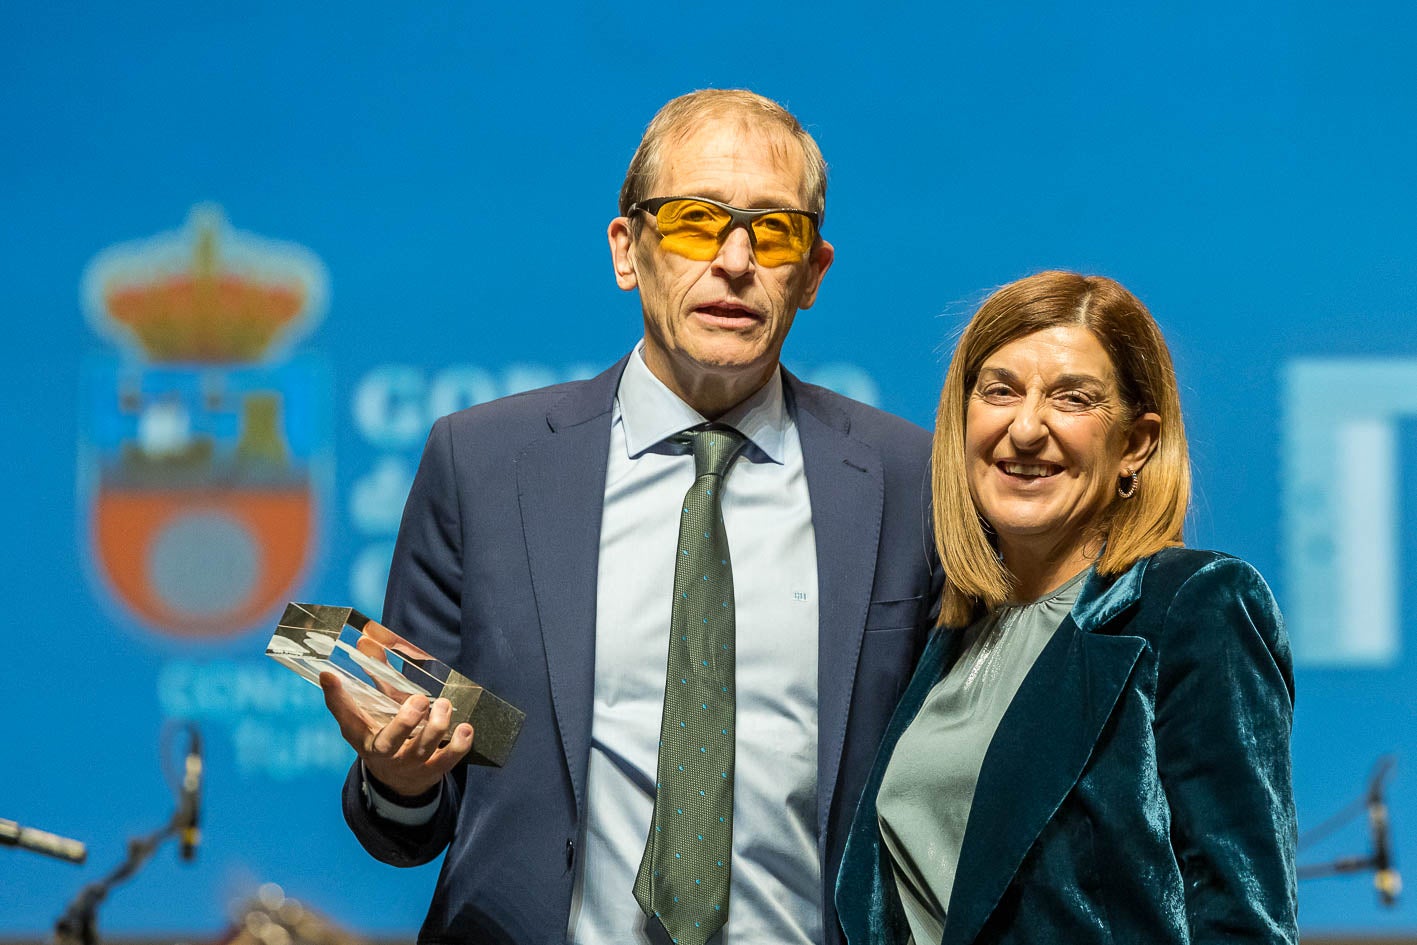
xmin=940 ymin=559 xmax=1150 ymax=945
xmin=516 ymin=356 xmax=626 ymax=815
xmin=786 ymin=374 xmax=886 ymax=842
xmin=838 ymin=625 xmax=964 ymax=945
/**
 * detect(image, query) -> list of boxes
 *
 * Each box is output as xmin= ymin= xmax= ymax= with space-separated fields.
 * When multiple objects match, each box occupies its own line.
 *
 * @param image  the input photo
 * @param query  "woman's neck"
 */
xmin=999 ymin=536 xmax=1094 ymax=603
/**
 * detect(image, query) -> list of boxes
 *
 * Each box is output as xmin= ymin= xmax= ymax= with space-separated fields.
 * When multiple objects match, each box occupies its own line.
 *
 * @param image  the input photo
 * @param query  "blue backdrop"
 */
xmin=3 ymin=2 xmax=1415 ymax=937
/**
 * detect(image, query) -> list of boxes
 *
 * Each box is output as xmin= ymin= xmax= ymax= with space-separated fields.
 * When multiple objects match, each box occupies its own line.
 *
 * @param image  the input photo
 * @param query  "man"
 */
xmin=321 ymin=89 xmax=941 ymax=944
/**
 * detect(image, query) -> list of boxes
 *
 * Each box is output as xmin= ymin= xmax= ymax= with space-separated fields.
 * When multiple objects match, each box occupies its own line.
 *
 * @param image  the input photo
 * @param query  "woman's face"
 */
xmin=965 ymin=325 xmax=1158 ymax=569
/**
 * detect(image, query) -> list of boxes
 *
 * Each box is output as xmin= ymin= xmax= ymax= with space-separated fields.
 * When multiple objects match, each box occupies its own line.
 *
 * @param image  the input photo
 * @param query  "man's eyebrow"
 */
xmin=676 ymin=190 xmax=809 ymax=210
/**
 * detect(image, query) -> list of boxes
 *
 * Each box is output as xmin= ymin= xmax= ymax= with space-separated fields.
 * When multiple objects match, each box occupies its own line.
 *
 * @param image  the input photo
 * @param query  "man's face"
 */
xmin=609 ymin=120 xmax=834 ymax=415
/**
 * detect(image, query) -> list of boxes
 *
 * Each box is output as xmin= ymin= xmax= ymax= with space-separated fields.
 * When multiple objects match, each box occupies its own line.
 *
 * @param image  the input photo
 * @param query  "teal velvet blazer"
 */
xmin=835 ymin=548 xmax=1298 ymax=945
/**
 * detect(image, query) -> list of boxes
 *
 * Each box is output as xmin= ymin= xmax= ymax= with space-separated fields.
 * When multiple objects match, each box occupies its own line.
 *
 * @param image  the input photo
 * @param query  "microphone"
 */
xmin=177 ymin=727 xmax=202 ymax=861
xmin=0 ymin=817 xmax=86 ymax=864
xmin=1368 ymin=758 xmax=1401 ymax=906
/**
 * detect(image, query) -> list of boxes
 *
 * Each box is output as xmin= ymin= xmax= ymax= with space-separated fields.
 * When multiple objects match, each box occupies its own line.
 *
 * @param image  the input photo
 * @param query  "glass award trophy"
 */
xmin=265 ymin=602 xmax=525 ymax=767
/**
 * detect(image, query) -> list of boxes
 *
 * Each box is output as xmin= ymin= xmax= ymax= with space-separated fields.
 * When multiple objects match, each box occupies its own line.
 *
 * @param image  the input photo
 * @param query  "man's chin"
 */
xmin=683 ymin=349 xmax=775 ymax=380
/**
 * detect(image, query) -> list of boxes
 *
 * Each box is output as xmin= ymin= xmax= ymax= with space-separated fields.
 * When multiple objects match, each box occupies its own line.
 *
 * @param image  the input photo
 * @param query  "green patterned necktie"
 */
xmin=635 ymin=425 xmax=747 ymax=945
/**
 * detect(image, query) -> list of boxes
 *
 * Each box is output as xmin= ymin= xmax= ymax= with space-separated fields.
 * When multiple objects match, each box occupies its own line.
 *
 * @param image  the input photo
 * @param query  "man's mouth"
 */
xmin=695 ymin=302 xmax=760 ymax=324
xmin=998 ymin=461 xmax=1062 ymax=479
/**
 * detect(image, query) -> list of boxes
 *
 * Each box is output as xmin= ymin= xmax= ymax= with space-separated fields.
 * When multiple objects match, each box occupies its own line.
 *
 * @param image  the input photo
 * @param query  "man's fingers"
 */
xmin=320 ymin=672 xmax=376 ymax=747
xmin=428 ymin=723 xmax=475 ymax=773
xmin=372 ymin=693 xmax=432 ymax=754
xmin=320 ymin=677 xmax=466 ymax=796
xmin=448 ymin=722 xmax=475 ymax=756
xmin=368 ymin=719 xmax=471 ymax=798
xmin=408 ymin=698 xmax=456 ymax=758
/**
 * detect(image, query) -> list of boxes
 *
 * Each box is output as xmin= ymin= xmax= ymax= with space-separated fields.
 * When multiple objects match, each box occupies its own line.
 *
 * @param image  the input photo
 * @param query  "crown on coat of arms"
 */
xmin=85 ymin=206 xmax=325 ymax=364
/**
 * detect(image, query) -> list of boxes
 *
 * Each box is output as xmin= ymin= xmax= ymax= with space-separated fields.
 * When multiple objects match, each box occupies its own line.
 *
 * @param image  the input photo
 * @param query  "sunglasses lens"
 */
xmin=655 ymin=199 xmax=733 ymax=261
xmin=653 ymin=199 xmax=815 ymax=266
xmin=749 ymin=213 xmax=814 ymax=266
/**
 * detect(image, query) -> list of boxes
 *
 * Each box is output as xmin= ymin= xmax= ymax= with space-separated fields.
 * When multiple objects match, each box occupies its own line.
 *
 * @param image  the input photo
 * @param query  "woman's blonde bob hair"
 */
xmin=933 ymin=271 xmax=1190 ymax=627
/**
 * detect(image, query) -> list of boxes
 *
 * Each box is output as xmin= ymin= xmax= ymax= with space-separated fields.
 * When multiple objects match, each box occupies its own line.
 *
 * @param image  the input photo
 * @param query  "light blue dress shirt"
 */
xmin=568 ymin=347 xmax=821 ymax=944
xmin=368 ymin=347 xmax=822 ymax=944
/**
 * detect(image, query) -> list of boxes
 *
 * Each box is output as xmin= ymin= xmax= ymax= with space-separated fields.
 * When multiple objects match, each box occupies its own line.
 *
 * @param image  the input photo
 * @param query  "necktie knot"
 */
xmin=686 ymin=425 xmax=746 ymax=480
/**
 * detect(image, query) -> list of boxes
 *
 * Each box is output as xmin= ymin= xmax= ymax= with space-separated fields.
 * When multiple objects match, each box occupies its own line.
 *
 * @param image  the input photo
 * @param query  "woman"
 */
xmin=836 ymin=272 xmax=1297 ymax=945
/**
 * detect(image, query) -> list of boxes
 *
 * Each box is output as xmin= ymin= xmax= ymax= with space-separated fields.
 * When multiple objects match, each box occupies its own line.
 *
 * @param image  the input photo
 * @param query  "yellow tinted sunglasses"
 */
xmin=630 ymin=196 xmax=820 ymax=267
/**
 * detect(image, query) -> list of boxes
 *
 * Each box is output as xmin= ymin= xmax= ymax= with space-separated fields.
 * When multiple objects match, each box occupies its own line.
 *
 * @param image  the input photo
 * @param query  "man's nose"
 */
xmin=711 ymin=224 xmax=756 ymax=277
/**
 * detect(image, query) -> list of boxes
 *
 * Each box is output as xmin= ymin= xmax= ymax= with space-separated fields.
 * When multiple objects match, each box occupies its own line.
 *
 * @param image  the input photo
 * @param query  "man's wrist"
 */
xmin=360 ymin=761 xmax=442 ymax=825
xmin=369 ymin=769 xmax=440 ymax=805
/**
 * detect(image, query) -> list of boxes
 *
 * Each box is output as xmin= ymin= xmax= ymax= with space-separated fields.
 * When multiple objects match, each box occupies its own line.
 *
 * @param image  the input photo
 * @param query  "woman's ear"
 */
xmin=1121 ymin=411 xmax=1162 ymax=474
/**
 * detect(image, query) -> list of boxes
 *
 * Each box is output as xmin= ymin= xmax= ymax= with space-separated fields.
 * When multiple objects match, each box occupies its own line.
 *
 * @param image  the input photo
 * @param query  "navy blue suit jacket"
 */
xmin=342 ymin=355 xmax=944 ymax=944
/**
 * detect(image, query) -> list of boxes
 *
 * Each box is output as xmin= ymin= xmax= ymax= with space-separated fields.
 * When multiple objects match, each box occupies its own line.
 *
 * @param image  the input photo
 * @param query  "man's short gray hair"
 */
xmin=618 ymin=89 xmax=828 ymax=219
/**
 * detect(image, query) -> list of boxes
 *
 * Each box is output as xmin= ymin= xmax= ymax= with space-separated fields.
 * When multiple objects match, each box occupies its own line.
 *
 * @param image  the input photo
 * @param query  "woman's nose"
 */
xmin=1007 ymin=397 xmax=1048 ymax=449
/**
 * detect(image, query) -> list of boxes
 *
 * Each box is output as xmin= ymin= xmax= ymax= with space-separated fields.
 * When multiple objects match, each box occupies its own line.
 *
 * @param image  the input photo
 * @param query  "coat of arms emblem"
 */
xmin=80 ymin=206 xmax=328 ymax=637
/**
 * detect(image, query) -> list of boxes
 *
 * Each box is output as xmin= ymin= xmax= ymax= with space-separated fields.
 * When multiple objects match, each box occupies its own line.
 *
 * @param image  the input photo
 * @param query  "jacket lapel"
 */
xmin=516 ymin=356 xmax=625 ymax=815
xmin=939 ymin=559 xmax=1149 ymax=945
xmin=838 ymin=626 xmax=963 ymax=945
xmin=785 ymin=374 xmax=886 ymax=842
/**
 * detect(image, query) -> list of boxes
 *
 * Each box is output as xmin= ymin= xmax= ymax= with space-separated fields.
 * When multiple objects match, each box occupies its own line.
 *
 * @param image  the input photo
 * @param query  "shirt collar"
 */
xmin=616 ymin=343 xmax=789 ymax=464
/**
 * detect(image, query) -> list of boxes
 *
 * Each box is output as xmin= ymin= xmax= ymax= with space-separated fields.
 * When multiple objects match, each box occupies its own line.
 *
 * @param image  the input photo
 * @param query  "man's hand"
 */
xmin=320 ymin=671 xmax=474 ymax=799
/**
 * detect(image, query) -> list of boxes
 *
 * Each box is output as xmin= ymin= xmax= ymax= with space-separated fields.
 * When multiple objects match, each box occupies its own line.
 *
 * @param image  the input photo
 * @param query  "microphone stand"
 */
xmin=1297 ymin=755 xmax=1400 ymax=906
xmin=52 ymin=723 xmax=202 ymax=945
xmin=1296 ymin=854 xmax=1383 ymax=880
xmin=52 ymin=814 xmax=185 ymax=945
